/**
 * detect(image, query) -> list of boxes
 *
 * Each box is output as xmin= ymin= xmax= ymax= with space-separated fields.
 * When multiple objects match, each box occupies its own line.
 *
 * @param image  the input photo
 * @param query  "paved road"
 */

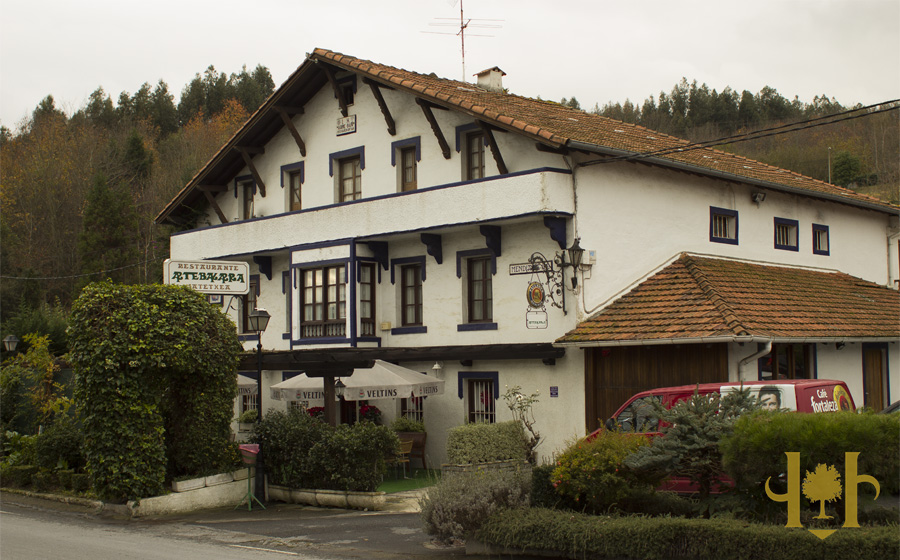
xmin=1 ymin=492 xmax=480 ymax=559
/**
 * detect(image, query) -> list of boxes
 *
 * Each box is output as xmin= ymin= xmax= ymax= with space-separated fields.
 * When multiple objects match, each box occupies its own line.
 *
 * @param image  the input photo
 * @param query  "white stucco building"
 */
xmin=156 ymin=49 xmax=900 ymax=465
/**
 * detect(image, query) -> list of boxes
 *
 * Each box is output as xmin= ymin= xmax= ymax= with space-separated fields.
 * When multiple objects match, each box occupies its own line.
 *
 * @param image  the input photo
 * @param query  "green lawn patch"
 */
xmin=377 ymin=468 xmax=440 ymax=493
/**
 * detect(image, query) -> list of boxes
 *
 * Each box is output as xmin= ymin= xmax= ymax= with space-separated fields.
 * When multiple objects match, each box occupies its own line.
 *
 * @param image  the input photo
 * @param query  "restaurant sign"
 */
xmin=163 ymin=259 xmax=250 ymax=294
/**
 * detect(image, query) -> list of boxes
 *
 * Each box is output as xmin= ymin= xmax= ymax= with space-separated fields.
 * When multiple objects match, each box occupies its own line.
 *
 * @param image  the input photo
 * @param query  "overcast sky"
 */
xmin=1 ymin=0 xmax=898 ymax=131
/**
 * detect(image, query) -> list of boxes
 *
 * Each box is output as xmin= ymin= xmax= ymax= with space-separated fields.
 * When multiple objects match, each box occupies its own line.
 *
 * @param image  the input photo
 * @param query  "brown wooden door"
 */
xmin=584 ymin=344 xmax=728 ymax=433
xmin=862 ymin=345 xmax=887 ymax=411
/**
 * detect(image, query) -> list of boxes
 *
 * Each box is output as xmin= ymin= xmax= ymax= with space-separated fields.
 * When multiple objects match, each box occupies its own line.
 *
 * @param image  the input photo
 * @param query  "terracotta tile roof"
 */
xmin=556 ymin=254 xmax=900 ymax=345
xmin=313 ymin=49 xmax=897 ymax=213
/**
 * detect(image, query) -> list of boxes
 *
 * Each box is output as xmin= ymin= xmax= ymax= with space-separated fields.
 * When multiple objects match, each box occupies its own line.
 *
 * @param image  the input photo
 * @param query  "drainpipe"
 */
xmin=737 ymin=340 xmax=772 ymax=381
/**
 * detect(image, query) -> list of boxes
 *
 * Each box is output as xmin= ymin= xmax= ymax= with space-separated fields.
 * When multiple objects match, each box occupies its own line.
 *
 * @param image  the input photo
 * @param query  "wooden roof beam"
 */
xmin=197 ymin=184 xmax=227 ymax=192
xmin=202 ymin=190 xmax=228 ymax=224
xmin=364 ymin=78 xmax=395 ymax=136
xmin=275 ymin=107 xmax=307 ymax=157
xmin=321 ymin=64 xmax=348 ymax=117
xmin=416 ymin=98 xmax=451 ymax=159
xmin=477 ymin=120 xmax=508 ymax=175
xmin=235 ymin=147 xmax=267 ymax=197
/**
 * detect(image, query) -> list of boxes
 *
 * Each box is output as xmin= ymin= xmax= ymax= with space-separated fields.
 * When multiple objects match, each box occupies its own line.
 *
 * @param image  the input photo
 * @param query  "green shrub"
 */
xmin=255 ymin=409 xmax=398 ymax=492
xmin=477 ymin=507 xmax=900 ymax=560
xmin=71 ymin=473 xmax=91 ymax=493
xmin=529 ymin=463 xmax=562 ymax=509
xmin=307 ymin=421 xmax=399 ymax=492
xmin=57 ymin=469 xmax=74 ymax=489
xmin=391 ymin=416 xmax=425 ymax=432
xmin=1 ymin=464 xmax=38 ymax=487
xmin=31 ymin=469 xmax=57 ymax=492
xmin=552 ymin=430 xmax=660 ymax=513
xmin=446 ymin=420 xmax=527 ymax=464
xmin=34 ymin=417 xmax=85 ymax=471
xmin=255 ymin=408 xmax=331 ymax=488
xmin=420 ymin=468 xmax=530 ymax=543
xmin=721 ymin=410 xmax=900 ymax=518
xmin=1 ymin=431 xmax=36 ymax=466
xmin=237 ymin=409 xmax=257 ymax=424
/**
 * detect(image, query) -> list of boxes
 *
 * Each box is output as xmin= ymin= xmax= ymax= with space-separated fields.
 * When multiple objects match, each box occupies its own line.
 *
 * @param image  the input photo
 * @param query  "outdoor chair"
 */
xmin=407 ymin=432 xmax=427 ymax=470
xmin=389 ymin=440 xmax=414 ymax=479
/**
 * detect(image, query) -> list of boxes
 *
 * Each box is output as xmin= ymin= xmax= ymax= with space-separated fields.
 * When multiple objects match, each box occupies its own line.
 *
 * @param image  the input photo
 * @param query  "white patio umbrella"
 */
xmin=237 ymin=374 xmax=258 ymax=395
xmin=269 ymin=360 xmax=444 ymax=402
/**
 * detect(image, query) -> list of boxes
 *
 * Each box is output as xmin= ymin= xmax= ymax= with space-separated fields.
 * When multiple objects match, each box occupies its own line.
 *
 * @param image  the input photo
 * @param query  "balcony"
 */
xmin=170 ymin=169 xmax=574 ymax=260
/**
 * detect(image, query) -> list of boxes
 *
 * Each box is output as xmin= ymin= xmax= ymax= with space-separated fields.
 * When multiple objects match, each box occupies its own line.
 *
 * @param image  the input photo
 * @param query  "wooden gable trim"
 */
xmin=477 ymin=120 xmax=508 ymax=175
xmin=235 ymin=147 xmax=267 ymax=197
xmin=201 ymin=190 xmax=228 ymax=224
xmin=364 ymin=78 xmax=396 ymax=136
xmin=275 ymin=107 xmax=307 ymax=157
xmin=197 ymin=184 xmax=227 ymax=192
xmin=321 ymin=63 xmax=348 ymax=117
xmin=415 ymin=98 xmax=451 ymax=160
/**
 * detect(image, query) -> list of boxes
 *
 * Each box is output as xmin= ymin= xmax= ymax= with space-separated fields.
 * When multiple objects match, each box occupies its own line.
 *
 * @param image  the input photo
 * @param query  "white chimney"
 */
xmin=475 ymin=67 xmax=506 ymax=92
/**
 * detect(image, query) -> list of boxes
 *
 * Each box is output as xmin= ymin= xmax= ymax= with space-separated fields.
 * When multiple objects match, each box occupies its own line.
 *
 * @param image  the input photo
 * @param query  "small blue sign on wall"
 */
xmin=550 ymin=386 xmax=559 ymax=398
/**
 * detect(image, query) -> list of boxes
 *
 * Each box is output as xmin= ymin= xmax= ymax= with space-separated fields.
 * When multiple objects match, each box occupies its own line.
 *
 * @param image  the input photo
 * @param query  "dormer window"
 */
xmin=774 ymin=218 xmax=799 ymax=251
xmin=466 ymin=131 xmax=485 ymax=180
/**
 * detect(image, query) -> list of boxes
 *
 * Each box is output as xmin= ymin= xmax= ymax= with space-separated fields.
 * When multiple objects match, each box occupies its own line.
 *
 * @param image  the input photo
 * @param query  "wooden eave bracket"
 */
xmin=480 ymin=225 xmax=502 ymax=257
xmin=543 ymin=216 xmax=567 ymax=250
xmin=364 ymin=78 xmax=395 ymax=136
xmin=274 ymin=107 xmax=307 ymax=156
xmin=235 ymin=146 xmax=267 ymax=197
xmin=477 ymin=120 xmax=508 ymax=175
xmin=420 ymin=233 xmax=443 ymax=265
xmin=415 ymin=98 xmax=451 ymax=159
xmin=201 ymin=190 xmax=228 ymax=224
xmin=321 ymin=64 xmax=348 ymax=117
xmin=536 ymin=142 xmax=569 ymax=155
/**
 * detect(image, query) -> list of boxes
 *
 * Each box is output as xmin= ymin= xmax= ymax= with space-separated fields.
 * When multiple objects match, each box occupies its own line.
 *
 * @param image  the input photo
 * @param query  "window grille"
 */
xmin=467 ymin=378 xmax=495 ymax=423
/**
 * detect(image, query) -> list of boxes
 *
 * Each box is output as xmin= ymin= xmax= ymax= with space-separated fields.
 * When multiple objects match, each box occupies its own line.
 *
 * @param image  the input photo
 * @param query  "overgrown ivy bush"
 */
xmin=420 ymin=468 xmax=530 ymax=543
xmin=446 ymin=420 xmax=527 ymax=464
xmin=68 ymin=281 xmax=242 ymax=502
xmin=552 ymin=430 xmax=661 ymax=513
xmin=721 ymin=410 xmax=900 ymax=517
xmin=477 ymin=507 xmax=900 ymax=560
xmin=255 ymin=408 xmax=399 ymax=492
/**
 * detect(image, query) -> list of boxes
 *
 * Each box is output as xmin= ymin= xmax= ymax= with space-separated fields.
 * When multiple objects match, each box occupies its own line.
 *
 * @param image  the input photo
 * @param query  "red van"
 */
xmin=597 ymin=379 xmax=855 ymax=437
xmin=591 ymin=379 xmax=856 ymax=493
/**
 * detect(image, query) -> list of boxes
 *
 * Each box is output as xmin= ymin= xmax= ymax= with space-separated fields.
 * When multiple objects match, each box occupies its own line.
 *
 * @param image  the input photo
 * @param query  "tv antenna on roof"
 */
xmin=422 ymin=0 xmax=503 ymax=81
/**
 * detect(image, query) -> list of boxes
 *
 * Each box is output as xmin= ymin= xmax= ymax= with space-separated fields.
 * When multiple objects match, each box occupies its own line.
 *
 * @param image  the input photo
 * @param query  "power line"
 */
xmin=580 ymin=99 xmax=900 ymax=167
xmin=0 ymin=257 xmax=161 ymax=281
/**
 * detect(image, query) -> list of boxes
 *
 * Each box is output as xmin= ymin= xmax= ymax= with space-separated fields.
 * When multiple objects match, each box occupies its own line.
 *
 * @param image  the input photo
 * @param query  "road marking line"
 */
xmin=229 ymin=544 xmax=299 ymax=556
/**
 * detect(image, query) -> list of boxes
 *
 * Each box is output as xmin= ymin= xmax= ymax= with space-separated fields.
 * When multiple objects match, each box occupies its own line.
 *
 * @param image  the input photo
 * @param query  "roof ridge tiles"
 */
xmin=680 ymin=255 xmax=751 ymax=337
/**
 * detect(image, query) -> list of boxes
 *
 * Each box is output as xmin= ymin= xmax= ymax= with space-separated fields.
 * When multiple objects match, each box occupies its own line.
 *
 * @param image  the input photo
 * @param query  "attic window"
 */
xmin=709 ymin=206 xmax=738 ymax=245
xmin=774 ymin=218 xmax=799 ymax=252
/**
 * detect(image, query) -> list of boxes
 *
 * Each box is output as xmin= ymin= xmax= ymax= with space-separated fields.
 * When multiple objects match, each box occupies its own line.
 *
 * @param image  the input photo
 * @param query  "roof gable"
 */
xmin=156 ymin=48 xmax=898 ymax=225
xmin=557 ymin=254 xmax=900 ymax=345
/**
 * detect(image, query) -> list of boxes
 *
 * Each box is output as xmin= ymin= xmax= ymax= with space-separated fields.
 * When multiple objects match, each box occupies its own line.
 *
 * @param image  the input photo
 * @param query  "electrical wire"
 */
xmin=0 ymin=258 xmax=161 ymax=281
xmin=579 ymin=99 xmax=900 ymax=167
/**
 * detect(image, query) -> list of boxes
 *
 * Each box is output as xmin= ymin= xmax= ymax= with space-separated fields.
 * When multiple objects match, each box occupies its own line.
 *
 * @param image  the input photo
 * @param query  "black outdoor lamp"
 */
xmin=557 ymin=238 xmax=585 ymax=290
xmin=3 ymin=335 xmax=20 ymax=353
xmin=248 ymin=307 xmax=270 ymax=501
xmin=334 ymin=378 xmax=347 ymax=399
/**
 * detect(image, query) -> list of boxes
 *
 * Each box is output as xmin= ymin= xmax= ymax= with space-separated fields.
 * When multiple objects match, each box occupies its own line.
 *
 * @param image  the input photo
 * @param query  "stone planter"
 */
xmin=291 ymin=489 xmax=317 ymax=506
xmin=205 ymin=472 xmax=234 ymax=486
xmin=171 ymin=477 xmax=205 ymax=492
xmin=238 ymin=422 xmax=254 ymax=433
xmin=315 ymin=489 xmax=348 ymax=508
xmin=347 ymin=490 xmax=386 ymax=510
xmin=441 ymin=460 xmax=532 ymax=479
xmin=232 ymin=468 xmax=251 ymax=481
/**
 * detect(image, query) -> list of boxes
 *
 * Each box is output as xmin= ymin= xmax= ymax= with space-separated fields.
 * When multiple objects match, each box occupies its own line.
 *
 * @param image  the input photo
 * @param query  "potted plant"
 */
xmin=359 ymin=403 xmax=382 ymax=423
xmin=391 ymin=416 xmax=427 ymax=469
xmin=237 ymin=409 xmax=257 ymax=432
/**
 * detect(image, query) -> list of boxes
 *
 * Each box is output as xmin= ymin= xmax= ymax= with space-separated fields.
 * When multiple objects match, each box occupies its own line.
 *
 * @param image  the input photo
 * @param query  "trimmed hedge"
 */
xmin=722 ymin=411 xmax=900 ymax=498
xmin=477 ymin=507 xmax=900 ymax=560
xmin=254 ymin=408 xmax=399 ymax=492
xmin=446 ymin=420 xmax=527 ymax=464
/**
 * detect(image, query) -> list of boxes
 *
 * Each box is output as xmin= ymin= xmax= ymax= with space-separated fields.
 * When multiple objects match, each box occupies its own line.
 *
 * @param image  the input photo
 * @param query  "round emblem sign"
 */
xmin=526 ymin=281 xmax=545 ymax=308
xmin=833 ymin=385 xmax=853 ymax=411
